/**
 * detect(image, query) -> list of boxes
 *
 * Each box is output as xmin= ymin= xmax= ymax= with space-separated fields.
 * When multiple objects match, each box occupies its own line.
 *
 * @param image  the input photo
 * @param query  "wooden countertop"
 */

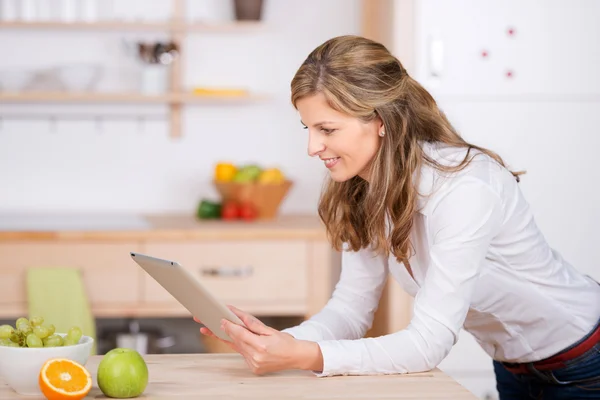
xmin=0 ymin=214 xmax=328 ymax=241
xmin=0 ymin=354 xmax=477 ymax=399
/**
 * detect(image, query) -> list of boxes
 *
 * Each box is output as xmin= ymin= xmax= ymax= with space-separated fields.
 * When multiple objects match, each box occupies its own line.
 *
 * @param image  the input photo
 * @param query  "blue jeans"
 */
xmin=493 ymin=343 xmax=600 ymax=399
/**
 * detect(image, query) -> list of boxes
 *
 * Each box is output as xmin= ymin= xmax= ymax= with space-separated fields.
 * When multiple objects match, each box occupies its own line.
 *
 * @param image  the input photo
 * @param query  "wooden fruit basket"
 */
xmin=213 ymin=180 xmax=293 ymax=219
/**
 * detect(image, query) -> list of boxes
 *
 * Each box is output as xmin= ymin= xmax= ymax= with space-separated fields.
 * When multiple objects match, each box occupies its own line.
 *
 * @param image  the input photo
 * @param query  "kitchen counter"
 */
xmin=0 ymin=354 xmax=477 ymax=399
xmin=0 ymin=213 xmax=328 ymax=241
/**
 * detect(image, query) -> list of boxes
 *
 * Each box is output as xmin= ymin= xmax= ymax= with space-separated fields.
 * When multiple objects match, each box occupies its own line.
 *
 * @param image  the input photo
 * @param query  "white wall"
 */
xmin=0 ymin=0 xmax=361 ymax=214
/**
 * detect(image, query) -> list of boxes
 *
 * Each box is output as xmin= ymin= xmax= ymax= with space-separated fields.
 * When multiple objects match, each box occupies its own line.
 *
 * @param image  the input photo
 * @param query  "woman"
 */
xmin=196 ymin=35 xmax=600 ymax=398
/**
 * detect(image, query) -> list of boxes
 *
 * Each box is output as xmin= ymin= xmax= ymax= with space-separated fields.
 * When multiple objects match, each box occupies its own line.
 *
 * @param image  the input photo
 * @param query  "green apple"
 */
xmin=233 ymin=165 xmax=262 ymax=182
xmin=97 ymin=348 xmax=149 ymax=398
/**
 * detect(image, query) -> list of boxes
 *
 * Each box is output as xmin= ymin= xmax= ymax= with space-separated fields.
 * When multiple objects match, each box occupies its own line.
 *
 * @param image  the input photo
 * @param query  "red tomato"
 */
xmin=221 ymin=201 xmax=240 ymax=220
xmin=239 ymin=202 xmax=258 ymax=221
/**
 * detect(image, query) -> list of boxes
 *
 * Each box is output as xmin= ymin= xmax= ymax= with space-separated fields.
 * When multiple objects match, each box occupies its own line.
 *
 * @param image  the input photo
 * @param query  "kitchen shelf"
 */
xmin=0 ymin=92 xmax=271 ymax=104
xmin=0 ymin=0 xmax=270 ymax=138
xmin=0 ymin=21 xmax=266 ymax=33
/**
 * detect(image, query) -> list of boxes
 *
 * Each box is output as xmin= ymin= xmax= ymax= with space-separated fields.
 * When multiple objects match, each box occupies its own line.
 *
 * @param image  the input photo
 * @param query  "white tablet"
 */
xmin=129 ymin=252 xmax=244 ymax=342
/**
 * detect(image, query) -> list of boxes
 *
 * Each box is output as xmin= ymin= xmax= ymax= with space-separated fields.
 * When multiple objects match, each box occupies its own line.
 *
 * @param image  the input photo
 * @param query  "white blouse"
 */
xmin=282 ymin=143 xmax=600 ymax=377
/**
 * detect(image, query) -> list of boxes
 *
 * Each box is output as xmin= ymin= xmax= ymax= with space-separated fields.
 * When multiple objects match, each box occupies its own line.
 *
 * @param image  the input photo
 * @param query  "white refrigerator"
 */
xmin=406 ymin=0 xmax=600 ymax=398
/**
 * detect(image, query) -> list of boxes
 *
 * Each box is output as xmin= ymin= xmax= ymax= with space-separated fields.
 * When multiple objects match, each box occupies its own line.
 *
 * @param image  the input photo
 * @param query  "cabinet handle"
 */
xmin=427 ymin=33 xmax=444 ymax=78
xmin=199 ymin=265 xmax=253 ymax=277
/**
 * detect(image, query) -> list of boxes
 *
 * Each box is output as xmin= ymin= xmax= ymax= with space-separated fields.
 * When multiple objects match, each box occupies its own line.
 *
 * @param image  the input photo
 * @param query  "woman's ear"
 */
xmin=376 ymin=118 xmax=385 ymax=137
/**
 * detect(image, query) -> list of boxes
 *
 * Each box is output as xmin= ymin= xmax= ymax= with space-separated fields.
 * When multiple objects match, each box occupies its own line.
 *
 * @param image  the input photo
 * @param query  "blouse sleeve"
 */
xmin=312 ymin=179 xmax=503 ymax=376
xmin=281 ymin=244 xmax=389 ymax=343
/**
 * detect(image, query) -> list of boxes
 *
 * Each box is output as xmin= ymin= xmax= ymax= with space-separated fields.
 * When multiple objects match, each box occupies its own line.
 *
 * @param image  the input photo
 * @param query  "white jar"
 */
xmin=140 ymin=64 xmax=170 ymax=95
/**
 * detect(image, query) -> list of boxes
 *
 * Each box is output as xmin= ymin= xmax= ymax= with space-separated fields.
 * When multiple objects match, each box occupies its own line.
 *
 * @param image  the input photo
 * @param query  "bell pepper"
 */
xmin=214 ymin=162 xmax=237 ymax=182
xmin=196 ymin=199 xmax=222 ymax=219
xmin=221 ymin=200 xmax=240 ymax=220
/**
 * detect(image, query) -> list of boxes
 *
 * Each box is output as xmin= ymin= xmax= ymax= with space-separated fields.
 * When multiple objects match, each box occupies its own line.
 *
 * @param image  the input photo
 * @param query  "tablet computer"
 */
xmin=129 ymin=252 xmax=244 ymax=342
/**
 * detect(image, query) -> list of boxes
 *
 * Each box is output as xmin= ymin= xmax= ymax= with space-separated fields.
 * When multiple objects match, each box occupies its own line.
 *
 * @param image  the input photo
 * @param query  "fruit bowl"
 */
xmin=213 ymin=180 xmax=293 ymax=219
xmin=0 ymin=334 xmax=94 ymax=396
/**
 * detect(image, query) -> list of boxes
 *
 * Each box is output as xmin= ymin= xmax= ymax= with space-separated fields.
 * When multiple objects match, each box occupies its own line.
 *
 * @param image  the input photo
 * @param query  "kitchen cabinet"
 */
xmin=0 ymin=242 xmax=141 ymax=318
xmin=141 ymin=240 xmax=310 ymax=315
xmin=0 ymin=214 xmax=341 ymax=321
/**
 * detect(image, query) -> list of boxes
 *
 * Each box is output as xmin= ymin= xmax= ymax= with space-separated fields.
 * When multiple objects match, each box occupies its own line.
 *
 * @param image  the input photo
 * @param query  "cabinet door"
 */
xmin=0 ymin=242 xmax=141 ymax=317
xmin=141 ymin=241 xmax=309 ymax=316
xmin=414 ymin=0 xmax=600 ymax=98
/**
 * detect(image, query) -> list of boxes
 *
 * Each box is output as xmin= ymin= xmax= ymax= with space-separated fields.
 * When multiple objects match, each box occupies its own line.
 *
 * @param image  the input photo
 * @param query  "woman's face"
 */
xmin=296 ymin=93 xmax=383 ymax=182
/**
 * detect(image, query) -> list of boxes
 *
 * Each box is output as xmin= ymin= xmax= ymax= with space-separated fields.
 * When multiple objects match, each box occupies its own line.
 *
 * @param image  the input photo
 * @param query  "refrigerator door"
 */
xmin=411 ymin=2 xmax=600 ymax=398
xmin=414 ymin=0 xmax=600 ymax=99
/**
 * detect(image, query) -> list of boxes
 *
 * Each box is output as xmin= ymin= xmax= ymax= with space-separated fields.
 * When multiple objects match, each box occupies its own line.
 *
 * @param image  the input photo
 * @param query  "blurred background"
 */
xmin=0 ymin=1 xmax=599 ymax=399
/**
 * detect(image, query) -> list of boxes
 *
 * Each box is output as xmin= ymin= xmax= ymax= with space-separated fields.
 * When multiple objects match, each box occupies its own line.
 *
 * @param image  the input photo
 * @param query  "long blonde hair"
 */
xmin=291 ymin=35 xmax=523 ymax=264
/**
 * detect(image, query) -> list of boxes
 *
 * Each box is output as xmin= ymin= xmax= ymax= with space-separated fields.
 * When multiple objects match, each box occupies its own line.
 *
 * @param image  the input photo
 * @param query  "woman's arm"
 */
xmin=281 ymin=243 xmax=389 ymax=342
xmin=311 ymin=179 xmax=503 ymax=376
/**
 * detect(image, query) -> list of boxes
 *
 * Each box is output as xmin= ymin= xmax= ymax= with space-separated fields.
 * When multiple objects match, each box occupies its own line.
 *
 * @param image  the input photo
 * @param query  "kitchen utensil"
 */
xmin=233 ymin=0 xmax=264 ymax=20
xmin=98 ymin=320 xmax=175 ymax=355
xmin=140 ymin=64 xmax=169 ymax=94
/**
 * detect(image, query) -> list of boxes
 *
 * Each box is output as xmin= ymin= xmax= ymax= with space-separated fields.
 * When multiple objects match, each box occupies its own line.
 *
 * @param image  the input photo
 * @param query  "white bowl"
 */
xmin=0 ymin=334 xmax=94 ymax=396
xmin=57 ymin=64 xmax=103 ymax=92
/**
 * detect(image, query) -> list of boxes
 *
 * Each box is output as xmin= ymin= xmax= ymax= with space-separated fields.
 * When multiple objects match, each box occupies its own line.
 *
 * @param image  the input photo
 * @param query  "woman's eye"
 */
xmin=321 ymin=128 xmax=335 ymax=135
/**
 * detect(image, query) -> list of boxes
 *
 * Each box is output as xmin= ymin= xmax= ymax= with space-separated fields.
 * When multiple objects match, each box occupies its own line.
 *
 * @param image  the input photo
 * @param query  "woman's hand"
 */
xmin=196 ymin=306 xmax=323 ymax=375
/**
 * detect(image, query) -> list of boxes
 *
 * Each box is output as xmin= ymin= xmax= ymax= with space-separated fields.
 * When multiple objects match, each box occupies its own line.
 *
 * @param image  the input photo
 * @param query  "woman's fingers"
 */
xmin=200 ymin=327 xmax=239 ymax=351
xmin=227 ymin=305 xmax=273 ymax=336
xmin=199 ymin=327 xmax=214 ymax=337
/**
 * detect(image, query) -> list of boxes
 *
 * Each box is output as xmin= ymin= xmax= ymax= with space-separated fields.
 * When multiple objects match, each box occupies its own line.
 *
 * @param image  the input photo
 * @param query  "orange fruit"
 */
xmin=38 ymin=358 xmax=92 ymax=400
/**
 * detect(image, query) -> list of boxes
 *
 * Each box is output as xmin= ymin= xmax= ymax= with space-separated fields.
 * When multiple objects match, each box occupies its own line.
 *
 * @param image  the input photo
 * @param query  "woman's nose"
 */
xmin=307 ymin=131 xmax=325 ymax=157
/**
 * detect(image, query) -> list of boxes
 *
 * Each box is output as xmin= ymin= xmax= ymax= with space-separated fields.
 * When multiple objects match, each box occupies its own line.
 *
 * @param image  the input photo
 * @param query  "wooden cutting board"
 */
xmin=0 ymin=353 xmax=477 ymax=399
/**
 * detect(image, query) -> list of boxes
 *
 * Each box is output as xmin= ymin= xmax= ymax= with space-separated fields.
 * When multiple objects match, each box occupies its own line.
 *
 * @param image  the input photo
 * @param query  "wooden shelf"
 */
xmin=0 ymin=0 xmax=269 ymax=138
xmin=0 ymin=92 xmax=270 ymax=104
xmin=0 ymin=21 xmax=265 ymax=33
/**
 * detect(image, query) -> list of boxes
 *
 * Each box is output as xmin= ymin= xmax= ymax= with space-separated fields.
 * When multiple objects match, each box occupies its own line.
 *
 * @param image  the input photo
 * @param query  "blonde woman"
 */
xmin=197 ymin=36 xmax=600 ymax=398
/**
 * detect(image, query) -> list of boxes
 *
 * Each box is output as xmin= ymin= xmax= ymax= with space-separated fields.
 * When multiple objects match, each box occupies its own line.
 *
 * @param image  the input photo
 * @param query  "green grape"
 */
xmin=10 ymin=331 xmax=24 ymax=346
xmin=15 ymin=317 xmax=29 ymax=327
xmin=0 ymin=338 xmax=19 ymax=348
xmin=43 ymin=334 xmax=63 ymax=347
xmin=26 ymin=333 xmax=43 ymax=348
xmin=33 ymin=325 xmax=51 ymax=339
xmin=29 ymin=316 xmax=44 ymax=327
xmin=67 ymin=326 xmax=83 ymax=343
xmin=63 ymin=337 xmax=78 ymax=346
xmin=17 ymin=321 xmax=32 ymax=335
xmin=47 ymin=324 xmax=55 ymax=336
xmin=0 ymin=324 xmax=15 ymax=339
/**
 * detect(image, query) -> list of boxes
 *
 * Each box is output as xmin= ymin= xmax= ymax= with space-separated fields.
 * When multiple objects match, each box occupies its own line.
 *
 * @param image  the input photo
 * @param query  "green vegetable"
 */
xmin=197 ymin=199 xmax=222 ymax=219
